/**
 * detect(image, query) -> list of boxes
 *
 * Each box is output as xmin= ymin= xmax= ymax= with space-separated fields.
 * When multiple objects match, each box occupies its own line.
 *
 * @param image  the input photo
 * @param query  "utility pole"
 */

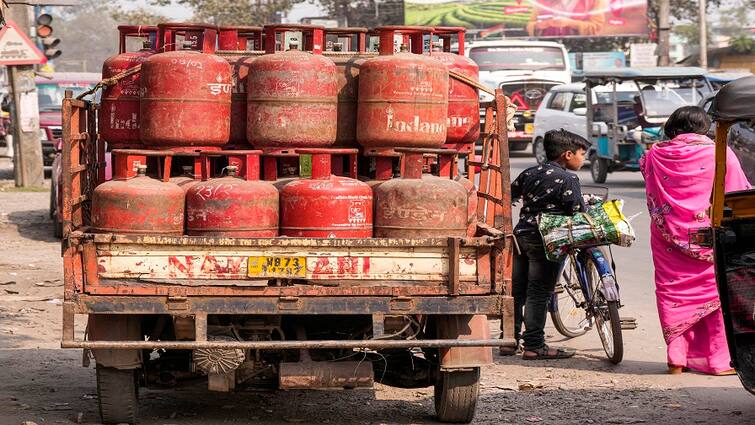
xmin=6 ymin=4 xmax=44 ymax=187
xmin=699 ymin=0 xmax=708 ymax=68
xmin=658 ymin=0 xmax=671 ymax=66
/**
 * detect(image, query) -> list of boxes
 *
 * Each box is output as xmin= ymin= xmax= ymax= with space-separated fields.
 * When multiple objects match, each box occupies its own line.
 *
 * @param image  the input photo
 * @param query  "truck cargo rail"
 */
xmin=62 ymin=338 xmax=511 ymax=350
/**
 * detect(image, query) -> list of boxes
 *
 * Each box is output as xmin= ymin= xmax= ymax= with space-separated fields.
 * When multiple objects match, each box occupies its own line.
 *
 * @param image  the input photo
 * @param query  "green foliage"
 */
xmin=673 ymin=23 xmax=703 ymax=46
xmin=110 ymin=7 xmax=166 ymax=26
xmin=647 ymin=0 xmax=722 ymax=24
xmin=148 ymin=0 xmax=304 ymax=25
xmin=731 ymin=35 xmax=754 ymax=53
xmin=53 ymin=1 xmax=168 ymax=72
xmin=316 ymin=0 xmax=405 ymax=27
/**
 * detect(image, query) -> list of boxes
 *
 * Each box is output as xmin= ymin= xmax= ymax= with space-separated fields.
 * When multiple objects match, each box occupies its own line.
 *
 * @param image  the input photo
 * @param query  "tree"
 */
xmin=648 ymin=0 xmax=722 ymax=24
xmin=316 ymin=0 xmax=404 ymax=27
xmin=54 ymin=1 xmax=166 ymax=72
xmin=149 ymin=0 xmax=304 ymax=25
xmin=731 ymin=35 xmax=754 ymax=53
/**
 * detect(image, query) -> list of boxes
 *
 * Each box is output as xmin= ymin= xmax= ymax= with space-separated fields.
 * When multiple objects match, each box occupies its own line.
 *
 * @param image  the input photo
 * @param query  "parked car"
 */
xmin=531 ymin=82 xmax=638 ymax=164
xmin=44 ymin=72 xmax=102 ymax=238
xmin=36 ymin=72 xmax=100 ymax=166
xmin=705 ymin=71 xmax=753 ymax=90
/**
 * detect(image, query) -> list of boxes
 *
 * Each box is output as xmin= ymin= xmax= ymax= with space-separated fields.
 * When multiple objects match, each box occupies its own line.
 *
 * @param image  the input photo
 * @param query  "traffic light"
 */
xmin=36 ymin=13 xmax=61 ymax=60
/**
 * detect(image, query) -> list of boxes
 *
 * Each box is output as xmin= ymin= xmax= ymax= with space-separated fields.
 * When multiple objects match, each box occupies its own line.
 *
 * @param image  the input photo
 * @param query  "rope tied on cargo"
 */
xmin=76 ymin=65 xmax=143 ymax=100
xmin=448 ymin=69 xmax=494 ymax=96
xmin=449 ymin=70 xmax=517 ymax=132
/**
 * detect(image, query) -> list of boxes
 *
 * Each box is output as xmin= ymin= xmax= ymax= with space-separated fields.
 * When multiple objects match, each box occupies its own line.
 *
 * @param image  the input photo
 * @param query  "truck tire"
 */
xmin=96 ymin=365 xmax=138 ymax=424
xmin=590 ymin=154 xmax=608 ymax=184
xmin=434 ymin=368 xmax=480 ymax=423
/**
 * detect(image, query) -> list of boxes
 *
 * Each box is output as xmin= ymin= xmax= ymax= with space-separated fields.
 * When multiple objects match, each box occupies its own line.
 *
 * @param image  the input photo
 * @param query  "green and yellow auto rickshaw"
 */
xmin=709 ymin=75 xmax=755 ymax=395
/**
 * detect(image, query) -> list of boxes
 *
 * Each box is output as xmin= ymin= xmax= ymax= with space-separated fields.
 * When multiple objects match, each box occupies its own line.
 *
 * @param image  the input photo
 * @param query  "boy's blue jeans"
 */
xmin=512 ymin=231 xmax=561 ymax=351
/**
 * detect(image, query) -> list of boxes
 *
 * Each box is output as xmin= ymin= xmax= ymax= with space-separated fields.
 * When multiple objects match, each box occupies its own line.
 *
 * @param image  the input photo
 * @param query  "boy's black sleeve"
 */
xmin=511 ymin=172 xmax=522 ymax=202
xmin=561 ymin=174 xmax=587 ymax=213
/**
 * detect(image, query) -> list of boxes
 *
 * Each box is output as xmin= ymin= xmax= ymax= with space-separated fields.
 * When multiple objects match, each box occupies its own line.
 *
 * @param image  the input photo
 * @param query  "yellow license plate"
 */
xmin=525 ymin=123 xmax=534 ymax=134
xmin=248 ymin=256 xmax=306 ymax=278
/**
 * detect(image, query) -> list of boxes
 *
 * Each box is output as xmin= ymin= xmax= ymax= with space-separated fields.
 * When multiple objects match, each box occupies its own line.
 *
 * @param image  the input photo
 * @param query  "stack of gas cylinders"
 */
xmin=92 ymin=23 xmax=481 ymax=239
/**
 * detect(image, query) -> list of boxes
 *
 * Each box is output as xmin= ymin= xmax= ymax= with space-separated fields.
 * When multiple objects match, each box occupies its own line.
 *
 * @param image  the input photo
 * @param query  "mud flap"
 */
xmin=87 ymin=314 xmax=143 ymax=369
xmin=436 ymin=315 xmax=493 ymax=370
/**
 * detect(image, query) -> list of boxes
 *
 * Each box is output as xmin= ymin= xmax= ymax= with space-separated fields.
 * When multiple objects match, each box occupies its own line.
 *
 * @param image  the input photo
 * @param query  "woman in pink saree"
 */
xmin=641 ymin=106 xmax=751 ymax=375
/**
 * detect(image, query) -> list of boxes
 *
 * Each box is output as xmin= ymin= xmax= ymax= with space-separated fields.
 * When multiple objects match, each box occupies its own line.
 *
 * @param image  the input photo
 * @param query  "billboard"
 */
xmin=405 ymin=0 xmax=649 ymax=38
xmin=569 ymin=51 xmax=626 ymax=71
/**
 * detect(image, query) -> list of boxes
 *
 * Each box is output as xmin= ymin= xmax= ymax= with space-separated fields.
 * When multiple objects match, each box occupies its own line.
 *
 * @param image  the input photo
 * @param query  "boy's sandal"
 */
xmin=522 ymin=344 xmax=575 ymax=360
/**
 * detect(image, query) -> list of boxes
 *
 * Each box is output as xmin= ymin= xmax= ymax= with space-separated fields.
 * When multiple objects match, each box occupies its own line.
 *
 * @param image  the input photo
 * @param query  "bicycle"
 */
xmin=547 ymin=186 xmax=626 ymax=364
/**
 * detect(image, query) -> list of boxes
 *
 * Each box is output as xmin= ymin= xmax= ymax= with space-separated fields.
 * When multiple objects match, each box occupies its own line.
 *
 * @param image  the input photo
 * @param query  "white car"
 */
xmin=531 ymin=83 xmax=638 ymax=164
xmin=466 ymin=40 xmax=571 ymax=151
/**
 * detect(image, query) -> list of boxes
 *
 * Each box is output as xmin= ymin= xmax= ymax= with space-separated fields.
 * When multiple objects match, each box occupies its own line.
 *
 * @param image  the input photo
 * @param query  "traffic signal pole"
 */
xmin=7 ymin=4 xmax=44 ymax=187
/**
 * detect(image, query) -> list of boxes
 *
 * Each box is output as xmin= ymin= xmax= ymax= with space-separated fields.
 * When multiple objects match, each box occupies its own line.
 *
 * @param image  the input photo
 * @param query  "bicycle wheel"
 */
xmin=585 ymin=250 xmax=623 ymax=364
xmin=550 ymin=255 xmax=589 ymax=338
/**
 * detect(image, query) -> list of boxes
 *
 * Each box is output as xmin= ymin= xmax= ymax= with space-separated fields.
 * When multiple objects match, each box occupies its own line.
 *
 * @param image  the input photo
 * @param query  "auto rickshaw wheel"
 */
xmin=96 ymin=365 xmax=138 ymax=424
xmin=434 ymin=367 xmax=480 ymax=423
xmin=590 ymin=154 xmax=608 ymax=183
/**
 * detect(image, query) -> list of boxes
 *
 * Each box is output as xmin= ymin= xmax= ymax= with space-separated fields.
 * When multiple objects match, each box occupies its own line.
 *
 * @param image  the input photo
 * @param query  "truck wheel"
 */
xmin=532 ymin=137 xmax=547 ymax=164
xmin=96 ymin=365 xmax=138 ymax=425
xmin=434 ymin=368 xmax=480 ymax=423
xmin=590 ymin=154 xmax=608 ymax=184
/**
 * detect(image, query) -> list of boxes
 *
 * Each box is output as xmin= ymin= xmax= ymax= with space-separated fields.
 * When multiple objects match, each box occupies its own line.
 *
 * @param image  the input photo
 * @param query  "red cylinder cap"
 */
xmin=158 ymin=22 xmax=218 ymax=53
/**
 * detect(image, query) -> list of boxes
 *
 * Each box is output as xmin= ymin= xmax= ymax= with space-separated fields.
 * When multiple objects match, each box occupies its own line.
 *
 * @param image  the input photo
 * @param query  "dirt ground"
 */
xmin=0 ymin=156 xmax=753 ymax=425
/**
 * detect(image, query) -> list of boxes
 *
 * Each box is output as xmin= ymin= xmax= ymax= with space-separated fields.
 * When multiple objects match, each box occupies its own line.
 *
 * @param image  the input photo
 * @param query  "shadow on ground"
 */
xmin=1 ymin=349 xmax=753 ymax=425
xmin=6 ymin=209 xmax=57 ymax=243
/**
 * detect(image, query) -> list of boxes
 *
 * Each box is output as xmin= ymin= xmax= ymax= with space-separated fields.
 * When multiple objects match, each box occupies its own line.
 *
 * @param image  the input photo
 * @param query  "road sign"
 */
xmin=630 ymin=43 xmax=658 ymax=68
xmin=0 ymin=19 xmax=46 ymax=65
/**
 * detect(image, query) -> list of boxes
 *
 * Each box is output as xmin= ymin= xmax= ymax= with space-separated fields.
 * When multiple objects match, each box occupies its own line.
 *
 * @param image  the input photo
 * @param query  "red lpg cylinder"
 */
xmin=100 ymin=25 xmax=158 ymax=149
xmin=357 ymin=26 xmax=449 ymax=149
xmin=374 ymin=149 xmax=467 ymax=238
xmin=433 ymin=149 xmax=478 ymax=237
xmin=217 ymin=26 xmax=263 ymax=148
xmin=186 ymin=151 xmax=279 ymax=237
xmin=140 ymin=23 xmax=232 ymax=151
xmin=323 ymin=28 xmax=372 ymax=147
xmin=92 ymin=150 xmax=184 ymax=235
xmin=247 ymin=25 xmax=338 ymax=148
xmin=280 ymin=149 xmax=372 ymax=238
xmin=432 ymin=27 xmax=480 ymax=148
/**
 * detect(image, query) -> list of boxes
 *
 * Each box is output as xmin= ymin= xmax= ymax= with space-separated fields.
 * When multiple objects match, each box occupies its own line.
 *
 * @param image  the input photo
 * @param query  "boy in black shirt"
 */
xmin=507 ymin=129 xmax=589 ymax=359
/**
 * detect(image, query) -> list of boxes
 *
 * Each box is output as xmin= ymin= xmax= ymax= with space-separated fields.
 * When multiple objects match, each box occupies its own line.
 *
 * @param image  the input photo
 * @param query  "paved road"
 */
xmin=509 ymin=152 xmax=754 ymax=418
xmin=0 ymin=155 xmax=753 ymax=425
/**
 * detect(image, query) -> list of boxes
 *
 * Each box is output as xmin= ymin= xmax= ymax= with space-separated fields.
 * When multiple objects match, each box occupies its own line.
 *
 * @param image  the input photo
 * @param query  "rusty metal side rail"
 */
xmin=62 ymin=339 xmax=510 ymax=350
xmin=80 ymin=232 xmax=503 ymax=248
xmin=67 ymin=295 xmax=506 ymax=315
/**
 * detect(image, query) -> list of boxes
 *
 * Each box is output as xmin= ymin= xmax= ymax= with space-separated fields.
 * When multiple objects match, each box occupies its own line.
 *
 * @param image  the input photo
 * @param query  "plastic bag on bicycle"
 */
xmin=537 ymin=200 xmax=635 ymax=261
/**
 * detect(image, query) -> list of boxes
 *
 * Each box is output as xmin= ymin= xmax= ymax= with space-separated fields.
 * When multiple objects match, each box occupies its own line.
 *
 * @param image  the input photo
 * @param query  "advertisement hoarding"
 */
xmin=405 ymin=0 xmax=649 ymax=38
xmin=569 ymin=51 xmax=626 ymax=71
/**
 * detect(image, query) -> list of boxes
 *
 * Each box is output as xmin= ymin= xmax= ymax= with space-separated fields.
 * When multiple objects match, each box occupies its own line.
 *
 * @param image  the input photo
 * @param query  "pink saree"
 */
xmin=640 ymin=133 xmax=751 ymax=374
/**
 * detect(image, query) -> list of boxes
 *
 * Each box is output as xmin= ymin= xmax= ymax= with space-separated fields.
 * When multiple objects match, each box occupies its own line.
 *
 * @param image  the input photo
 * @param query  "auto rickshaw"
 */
xmin=582 ymin=67 xmax=712 ymax=183
xmin=709 ymin=75 xmax=755 ymax=395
